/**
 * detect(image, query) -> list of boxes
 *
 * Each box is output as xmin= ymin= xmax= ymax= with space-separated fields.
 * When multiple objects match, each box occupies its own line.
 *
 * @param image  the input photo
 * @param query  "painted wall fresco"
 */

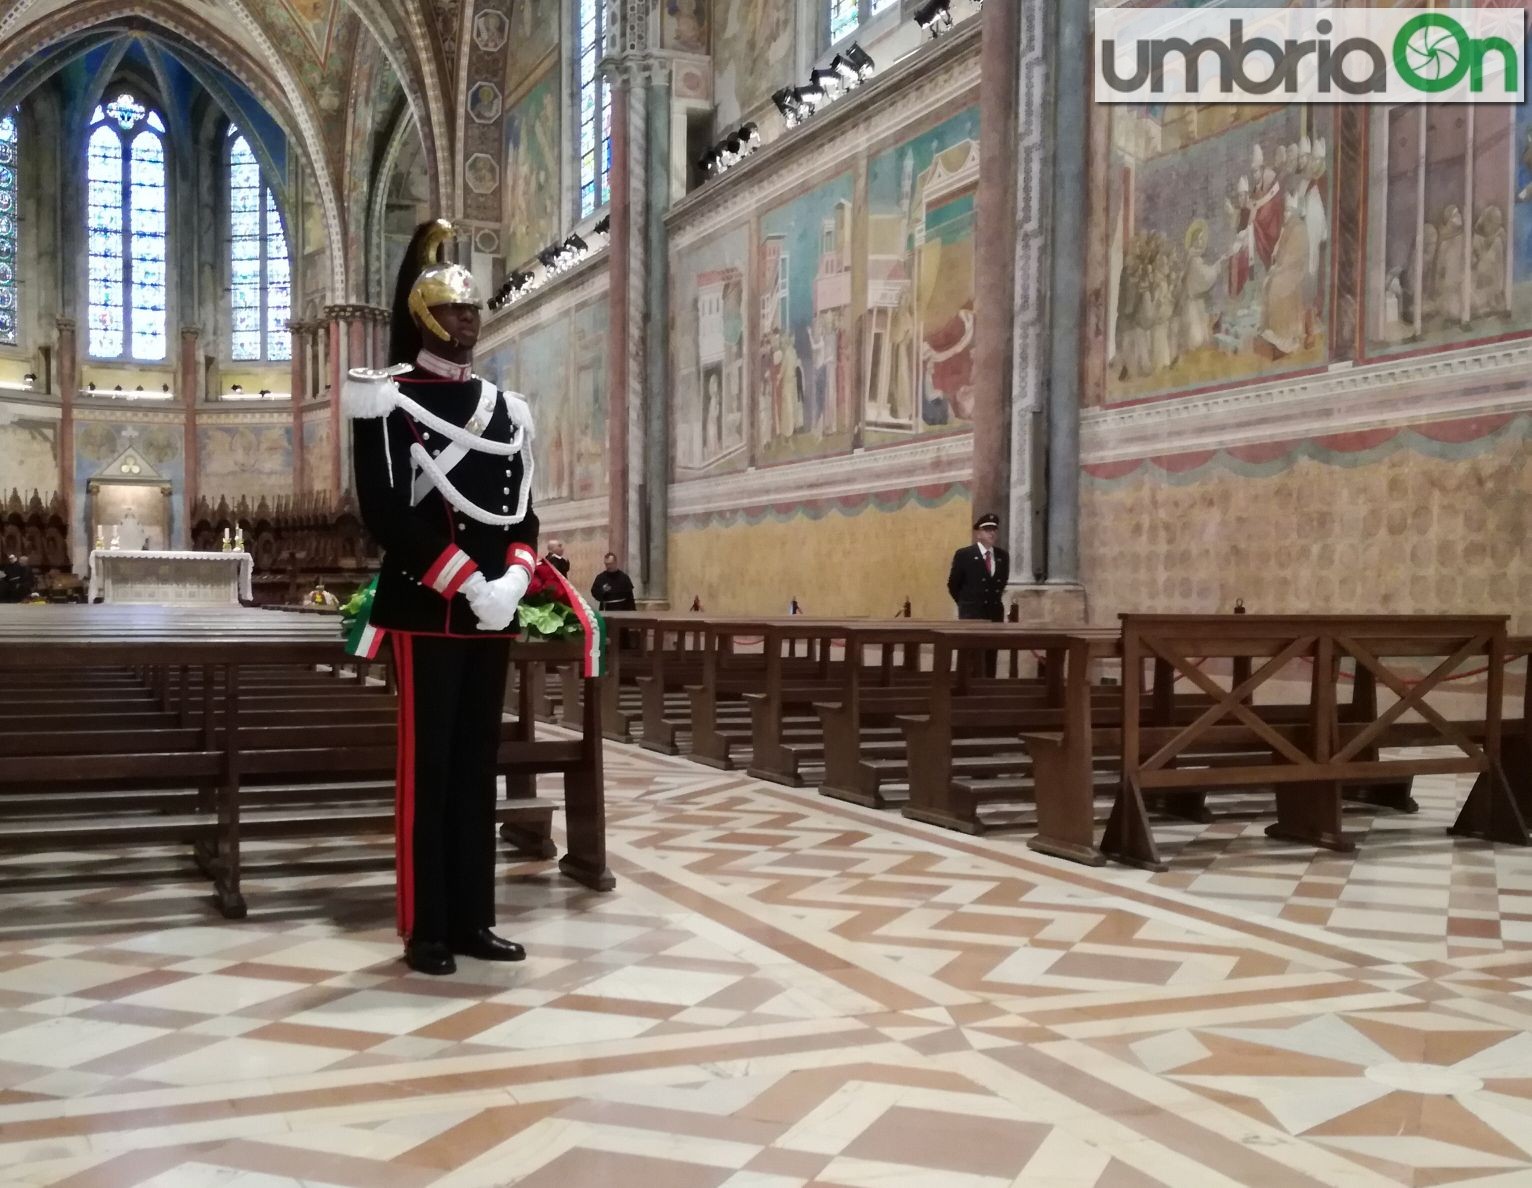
xmin=505 ymin=0 xmax=561 ymax=93
xmin=1081 ymin=416 xmax=1532 ymax=633
xmin=863 ymin=107 xmax=980 ymax=444
xmin=1364 ymin=21 xmax=1532 ymax=358
xmin=713 ymin=0 xmax=795 ymax=129
xmin=672 ymin=226 xmax=750 ymax=479
xmin=197 ymin=424 xmax=295 ymax=507
xmin=479 ymin=293 xmax=610 ymax=508
xmin=71 ymin=418 xmax=185 ymax=556
xmin=381 ymin=127 xmax=431 ymax=304
xmin=503 ymin=67 xmax=562 ymax=269
xmin=664 ymin=0 xmax=710 ymax=54
xmin=301 ymin=412 xmax=333 ymax=495
xmin=0 ymin=415 xmax=59 ymax=500
xmin=668 ymin=484 xmax=973 ymax=618
xmin=1102 ymin=103 xmax=1333 ymax=405
xmin=757 ymin=173 xmax=857 ymax=465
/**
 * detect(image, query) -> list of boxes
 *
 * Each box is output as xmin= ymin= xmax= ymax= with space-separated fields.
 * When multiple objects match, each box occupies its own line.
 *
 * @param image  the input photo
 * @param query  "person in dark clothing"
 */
xmin=543 ymin=539 xmax=571 ymax=577
xmin=347 ymin=218 xmax=538 ymax=978
xmin=591 ymin=553 xmax=637 ymax=612
xmin=13 ymin=555 xmax=35 ymax=601
xmin=1 ymin=555 xmax=21 ymax=603
xmin=947 ymin=513 xmax=1010 ymax=676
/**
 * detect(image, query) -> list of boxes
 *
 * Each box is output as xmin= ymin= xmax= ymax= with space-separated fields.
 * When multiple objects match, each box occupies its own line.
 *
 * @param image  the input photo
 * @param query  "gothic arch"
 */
xmin=0 ymin=0 xmax=347 ymax=299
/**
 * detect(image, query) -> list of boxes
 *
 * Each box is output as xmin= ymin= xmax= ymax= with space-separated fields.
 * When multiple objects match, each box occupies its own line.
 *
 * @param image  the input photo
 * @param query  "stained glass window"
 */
xmin=576 ymin=0 xmax=611 ymax=218
xmin=0 ymin=111 xmax=17 ymax=347
xmin=228 ymin=132 xmax=291 ymax=363
xmin=829 ymin=0 xmax=896 ymax=46
xmin=86 ymin=93 xmax=166 ymax=361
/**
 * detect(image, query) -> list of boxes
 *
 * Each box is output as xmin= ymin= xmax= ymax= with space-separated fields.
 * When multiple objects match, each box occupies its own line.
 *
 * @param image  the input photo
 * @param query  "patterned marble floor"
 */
xmin=0 ymin=744 xmax=1529 ymax=1187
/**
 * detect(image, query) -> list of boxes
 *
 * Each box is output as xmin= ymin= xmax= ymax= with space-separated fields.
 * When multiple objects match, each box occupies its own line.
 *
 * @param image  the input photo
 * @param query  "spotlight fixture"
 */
xmin=258 ymin=388 xmax=270 ymax=397
xmin=135 ymin=384 xmax=143 ymax=392
xmin=231 ymin=384 xmax=244 ymax=394
xmin=699 ymin=121 xmax=763 ymax=181
xmin=914 ymin=0 xmax=953 ymax=37
xmin=22 ymin=372 xmax=36 ymax=385
xmin=161 ymin=383 xmax=170 ymax=392
xmin=810 ymin=66 xmax=842 ymax=101
xmin=87 ymin=382 xmax=96 ymax=392
xmin=113 ymin=384 xmax=122 ymax=392
xmin=843 ymin=43 xmax=876 ymax=80
xmin=487 ymin=217 xmax=613 ymax=311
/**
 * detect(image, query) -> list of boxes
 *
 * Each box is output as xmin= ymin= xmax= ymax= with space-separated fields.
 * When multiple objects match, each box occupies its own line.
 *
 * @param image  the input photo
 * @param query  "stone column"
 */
xmin=181 ymin=326 xmax=201 ymax=528
xmin=56 ymin=317 xmax=78 ymax=565
xmin=624 ymin=72 xmax=650 ymax=590
xmin=642 ymin=62 xmax=672 ymax=600
xmin=325 ymin=305 xmax=345 ymax=496
xmin=289 ymin=320 xmax=306 ymax=495
xmin=606 ymin=76 xmax=632 ymax=565
xmin=1043 ymin=0 xmax=1089 ymax=588
xmin=1005 ymin=0 xmax=1086 ymax=624
xmin=970 ymin=0 xmax=1020 ymax=543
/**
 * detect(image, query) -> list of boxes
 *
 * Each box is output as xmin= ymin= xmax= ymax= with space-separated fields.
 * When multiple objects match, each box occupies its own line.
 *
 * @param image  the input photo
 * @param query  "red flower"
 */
xmin=525 ymin=560 xmax=558 ymax=600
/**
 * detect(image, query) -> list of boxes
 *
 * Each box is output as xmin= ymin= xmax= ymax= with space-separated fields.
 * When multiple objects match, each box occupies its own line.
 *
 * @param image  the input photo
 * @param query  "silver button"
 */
xmin=458 ymin=522 xmax=467 ymax=530
xmin=503 ymin=487 xmax=510 ymax=494
xmin=502 ymin=505 xmax=509 ymax=512
xmin=422 ymin=431 xmax=431 ymax=439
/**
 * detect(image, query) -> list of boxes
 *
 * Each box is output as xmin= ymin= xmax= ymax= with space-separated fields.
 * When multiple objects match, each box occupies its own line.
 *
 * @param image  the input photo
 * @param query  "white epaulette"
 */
xmin=343 ymin=366 xmax=411 ymax=421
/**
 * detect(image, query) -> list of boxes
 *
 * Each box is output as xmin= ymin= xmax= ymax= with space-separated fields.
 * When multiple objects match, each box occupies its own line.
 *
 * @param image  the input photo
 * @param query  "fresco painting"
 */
xmin=505 ymin=296 xmax=609 ymax=506
xmin=0 ymin=418 xmax=59 ymax=499
xmin=1366 ymin=13 xmax=1532 ymax=357
xmin=864 ymin=107 xmax=980 ymax=442
xmin=712 ymin=0 xmax=794 ymax=128
xmin=757 ymin=173 xmax=856 ymax=465
xmin=672 ymin=226 xmax=749 ymax=478
xmin=197 ymin=425 xmax=294 ymax=507
xmin=1104 ymin=102 xmax=1333 ymax=405
xmin=504 ymin=0 xmax=560 ymax=91
xmin=664 ymin=0 xmax=710 ymax=53
xmin=301 ymin=414 xmax=333 ymax=494
xmin=503 ymin=68 xmax=561 ymax=269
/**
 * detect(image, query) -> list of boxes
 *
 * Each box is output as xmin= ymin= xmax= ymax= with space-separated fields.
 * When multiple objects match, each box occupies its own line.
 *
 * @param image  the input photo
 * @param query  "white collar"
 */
xmin=415 ymin=350 xmax=473 ymax=382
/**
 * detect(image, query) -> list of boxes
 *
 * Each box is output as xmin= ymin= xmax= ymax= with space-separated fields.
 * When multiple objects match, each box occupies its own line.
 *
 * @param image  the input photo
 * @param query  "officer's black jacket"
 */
xmin=353 ymin=369 xmax=540 ymax=636
xmin=947 ymin=544 xmax=1010 ymax=621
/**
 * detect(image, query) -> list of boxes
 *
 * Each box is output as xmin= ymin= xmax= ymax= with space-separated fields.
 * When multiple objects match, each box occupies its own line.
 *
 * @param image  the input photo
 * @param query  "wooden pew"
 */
xmin=1106 ymin=614 xmax=1517 ymax=870
xmin=0 ymin=605 xmax=613 ymax=917
xmin=812 ymin=623 xmax=1054 ymax=808
xmin=898 ymin=627 xmax=1123 ymax=863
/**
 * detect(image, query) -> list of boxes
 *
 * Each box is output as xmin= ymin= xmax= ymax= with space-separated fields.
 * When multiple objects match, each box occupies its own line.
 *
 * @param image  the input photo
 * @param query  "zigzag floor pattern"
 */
xmin=0 ymin=742 xmax=1528 ymax=1186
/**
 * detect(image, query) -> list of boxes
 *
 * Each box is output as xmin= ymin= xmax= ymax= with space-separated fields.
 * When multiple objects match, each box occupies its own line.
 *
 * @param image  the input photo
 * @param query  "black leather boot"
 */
xmin=450 ymin=928 xmax=526 ymax=962
xmin=404 ymin=939 xmax=456 ymax=976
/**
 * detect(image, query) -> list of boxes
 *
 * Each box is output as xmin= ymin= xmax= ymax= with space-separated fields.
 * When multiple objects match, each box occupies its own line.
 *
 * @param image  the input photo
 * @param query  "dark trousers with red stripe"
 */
xmin=392 ymin=634 xmax=512 ymax=944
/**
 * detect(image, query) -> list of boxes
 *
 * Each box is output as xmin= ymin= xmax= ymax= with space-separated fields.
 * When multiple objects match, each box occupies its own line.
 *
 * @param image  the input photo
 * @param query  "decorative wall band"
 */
xmin=1084 ymin=412 xmax=1532 ymax=489
xmin=669 ymin=482 xmax=970 ymax=532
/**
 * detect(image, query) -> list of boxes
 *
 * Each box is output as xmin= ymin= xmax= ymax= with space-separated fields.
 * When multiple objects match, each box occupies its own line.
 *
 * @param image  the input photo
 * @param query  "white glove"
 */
xmin=487 ymin=566 xmax=531 ymax=616
xmin=462 ymin=572 xmax=515 ymax=633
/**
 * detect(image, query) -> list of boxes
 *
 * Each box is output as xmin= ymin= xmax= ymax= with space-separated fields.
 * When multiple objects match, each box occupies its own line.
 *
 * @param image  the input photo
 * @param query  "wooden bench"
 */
xmin=898 ymin=628 xmax=1123 ymax=863
xmin=1106 ymin=614 xmax=1518 ymax=870
xmin=687 ymin=621 xmax=833 ymax=773
xmin=0 ymin=605 xmax=612 ymax=917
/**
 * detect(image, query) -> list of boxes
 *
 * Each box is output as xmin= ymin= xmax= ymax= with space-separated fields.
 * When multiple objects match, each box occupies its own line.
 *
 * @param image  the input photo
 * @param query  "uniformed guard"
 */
xmin=947 ymin=512 xmax=1010 ymax=677
xmin=345 ymin=219 xmax=539 ymax=976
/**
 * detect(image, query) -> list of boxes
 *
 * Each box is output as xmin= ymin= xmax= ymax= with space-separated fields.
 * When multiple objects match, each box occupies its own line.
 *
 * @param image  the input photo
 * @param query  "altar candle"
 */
xmin=223 ymin=527 xmax=230 ymax=544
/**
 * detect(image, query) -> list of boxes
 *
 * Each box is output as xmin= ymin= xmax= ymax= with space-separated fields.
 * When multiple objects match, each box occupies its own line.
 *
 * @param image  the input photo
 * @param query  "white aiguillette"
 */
xmin=342 ymin=363 xmax=413 ymax=421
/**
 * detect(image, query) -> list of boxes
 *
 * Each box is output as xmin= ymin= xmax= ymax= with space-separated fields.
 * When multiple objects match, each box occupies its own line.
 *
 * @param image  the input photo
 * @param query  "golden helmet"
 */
xmin=407 ymin=220 xmax=481 ymax=343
